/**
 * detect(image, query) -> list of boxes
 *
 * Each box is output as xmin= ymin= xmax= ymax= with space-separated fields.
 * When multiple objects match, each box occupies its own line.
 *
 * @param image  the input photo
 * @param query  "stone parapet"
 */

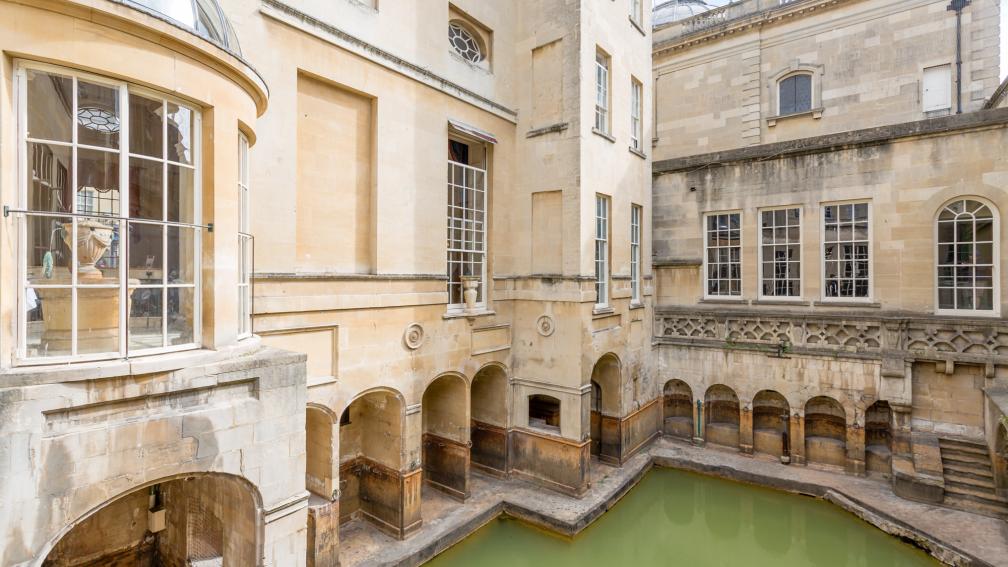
xmin=655 ymin=306 xmax=1007 ymax=373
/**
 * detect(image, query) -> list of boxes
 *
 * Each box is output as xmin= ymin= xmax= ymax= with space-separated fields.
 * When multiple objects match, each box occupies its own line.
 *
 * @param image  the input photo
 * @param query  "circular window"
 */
xmin=448 ymin=21 xmax=484 ymax=64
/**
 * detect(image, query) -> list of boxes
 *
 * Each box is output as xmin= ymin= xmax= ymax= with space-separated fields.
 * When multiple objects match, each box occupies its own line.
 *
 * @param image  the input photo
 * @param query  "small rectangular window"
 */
xmin=923 ymin=64 xmax=952 ymax=112
xmin=779 ymin=74 xmax=812 ymax=116
xmin=704 ymin=212 xmax=742 ymax=297
xmin=630 ymin=79 xmax=643 ymax=151
xmin=595 ymin=195 xmax=610 ymax=306
xmin=823 ymin=203 xmax=871 ymax=300
xmin=629 ymin=0 xmax=642 ymax=24
xmin=631 ymin=204 xmax=642 ymax=303
xmin=759 ymin=208 xmax=801 ymax=298
xmin=595 ymin=50 xmax=610 ymax=134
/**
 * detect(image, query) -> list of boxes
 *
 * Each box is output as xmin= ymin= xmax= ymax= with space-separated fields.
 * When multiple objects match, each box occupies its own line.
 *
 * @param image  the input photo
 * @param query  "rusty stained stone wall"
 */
xmin=42 ymin=490 xmax=153 ymax=567
xmin=307 ymin=501 xmax=338 ymax=567
xmin=339 ymin=457 xmax=422 ymax=540
xmin=470 ymin=420 xmax=508 ymax=475
xmin=508 ymin=428 xmax=590 ymax=497
xmin=421 ymin=433 xmax=470 ymax=500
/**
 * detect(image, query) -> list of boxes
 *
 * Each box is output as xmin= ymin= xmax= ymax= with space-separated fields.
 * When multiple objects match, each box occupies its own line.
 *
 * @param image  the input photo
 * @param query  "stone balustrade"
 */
xmin=655 ymin=306 xmax=1008 ymax=375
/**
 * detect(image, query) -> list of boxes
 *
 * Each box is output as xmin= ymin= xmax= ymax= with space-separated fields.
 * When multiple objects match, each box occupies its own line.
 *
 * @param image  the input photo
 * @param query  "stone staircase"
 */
xmin=938 ymin=437 xmax=1008 ymax=518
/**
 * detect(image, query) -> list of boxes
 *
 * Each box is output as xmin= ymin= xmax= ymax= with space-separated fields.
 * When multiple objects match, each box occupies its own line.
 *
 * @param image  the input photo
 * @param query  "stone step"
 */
xmin=940 ymin=450 xmax=991 ymax=467
xmin=943 ymin=493 xmax=1008 ymax=519
xmin=939 ymin=460 xmax=995 ymax=476
xmin=938 ymin=437 xmax=989 ymax=455
xmin=944 ymin=479 xmax=1005 ymax=502
xmin=943 ymin=471 xmax=997 ymax=491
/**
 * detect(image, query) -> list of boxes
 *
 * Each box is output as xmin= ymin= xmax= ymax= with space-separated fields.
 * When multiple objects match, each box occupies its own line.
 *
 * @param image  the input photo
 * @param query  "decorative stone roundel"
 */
xmin=536 ymin=315 xmax=555 ymax=337
xmin=448 ymin=21 xmax=484 ymax=64
xmin=403 ymin=323 xmax=425 ymax=350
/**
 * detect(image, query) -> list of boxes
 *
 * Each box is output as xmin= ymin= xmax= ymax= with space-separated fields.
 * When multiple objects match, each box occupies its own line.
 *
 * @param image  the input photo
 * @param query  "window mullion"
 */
xmin=70 ymin=76 xmax=79 ymax=357
xmin=119 ymin=83 xmax=129 ymax=357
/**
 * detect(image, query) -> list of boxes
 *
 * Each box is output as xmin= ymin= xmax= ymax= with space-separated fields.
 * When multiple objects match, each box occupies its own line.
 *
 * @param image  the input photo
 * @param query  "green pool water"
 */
xmin=427 ymin=468 xmax=939 ymax=567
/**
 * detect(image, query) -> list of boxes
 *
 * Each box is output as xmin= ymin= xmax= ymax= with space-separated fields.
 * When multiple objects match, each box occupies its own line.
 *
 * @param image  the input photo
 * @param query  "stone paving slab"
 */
xmin=339 ymin=438 xmax=1008 ymax=567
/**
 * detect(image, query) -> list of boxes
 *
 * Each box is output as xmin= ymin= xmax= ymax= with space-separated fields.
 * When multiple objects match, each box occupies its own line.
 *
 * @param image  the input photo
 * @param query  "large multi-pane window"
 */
xmin=630 ymin=79 xmax=643 ymax=151
xmin=595 ymin=50 xmax=610 ymax=134
xmin=936 ymin=199 xmax=997 ymax=313
xmin=447 ymin=141 xmax=487 ymax=309
xmin=704 ymin=212 xmax=741 ymax=297
xmin=18 ymin=64 xmax=201 ymax=362
xmin=238 ymin=134 xmax=252 ymax=337
xmin=595 ymin=195 xmax=610 ymax=307
xmin=823 ymin=202 xmax=870 ymax=300
xmin=631 ymin=204 xmax=642 ymax=304
xmin=759 ymin=207 xmax=801 ymax=298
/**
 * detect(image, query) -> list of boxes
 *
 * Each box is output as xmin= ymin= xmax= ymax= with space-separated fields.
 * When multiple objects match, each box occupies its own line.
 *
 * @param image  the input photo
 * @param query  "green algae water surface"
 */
xmin=428 ymin=468 xmax=938 ymax=567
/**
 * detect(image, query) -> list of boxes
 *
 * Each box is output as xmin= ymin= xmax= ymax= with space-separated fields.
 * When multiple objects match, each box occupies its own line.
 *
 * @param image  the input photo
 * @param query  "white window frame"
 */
xmin=15 ymin=60 xmax=203 ymax=365
xmin=702 ymin=211 xmax=743 ymax=299
xmin=757 ymin=206 xmax=803 ymax=300
xmin=238 ymin=133 xmax=252 ymax=338
xmin=595 ymin=50 xmax=610 ymax=134
xmin=630 ymin=204 xmax=642 ymax=304
xmin=595 ymin=194 xmax=610 ymax=308
xmin=934 ymin=197 xmax=1000 ymax=317
xmin=630 ymin=78 xmax=643 ymax=151
xmin=820 ymin=200 xmax=873 ymax=303
xmin=629 ymin=0 xmax=643 ymax=25
xmin=446 ymin=158 xmax=488 ymax=311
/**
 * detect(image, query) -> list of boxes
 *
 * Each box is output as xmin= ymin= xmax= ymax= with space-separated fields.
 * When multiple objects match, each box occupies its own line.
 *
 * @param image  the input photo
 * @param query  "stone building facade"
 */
xmin=0 ymin=0 xmax=654 ymax=565
xmin=653 ymin=0 xmax=1008 ymax=517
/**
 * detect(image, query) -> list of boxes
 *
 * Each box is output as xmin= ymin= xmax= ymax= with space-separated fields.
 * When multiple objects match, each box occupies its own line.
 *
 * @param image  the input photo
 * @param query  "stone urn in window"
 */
xmin=34 ymin=220 xmax=122 ymax=354
xmin=460 ymin=275 xmax=480 ymax=312
xmin=63 ymin=219 xmax=115 ymax=281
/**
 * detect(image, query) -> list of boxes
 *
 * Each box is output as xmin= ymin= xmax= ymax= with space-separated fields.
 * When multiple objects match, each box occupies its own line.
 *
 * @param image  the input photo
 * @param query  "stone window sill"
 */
xmin=629 ymin=16 xmax=646 ymax=37
xmin=527 ymin=122 xmax=568 ymax=138
xmin=812 ymin=300 xmax=881 ymax=309
xmin=443 ymin=309 xmax=496 ymax=320
xmin=753 ymin=298 xmax=810 ymax=306
xmin=629 ymin=146 xmax=647 ymax=159
xmin=767 ymin=107 xmax=823 ymax=127
xmin=593 ymin=306 xmax=615 ymax=317
xmin=592 ymin=128 xmax=615 ymax=143
xmin=629 ymin=302 xmax=645 ymax=310
xmin=699 ymin=297 xmax=747 ymax=305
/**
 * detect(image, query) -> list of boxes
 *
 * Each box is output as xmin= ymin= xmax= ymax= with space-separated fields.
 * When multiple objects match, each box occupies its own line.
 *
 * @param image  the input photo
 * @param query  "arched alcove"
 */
xmin=471 ymin=364 xmax=508 ymax=475
xmin=422 ymin=374 xmax=470 ymax=500
xmin=865 ymin=401 xmax=892 ymax=476
xmin=663 ymin=379 xmax=694 ymax=439
xmin=590 ymin=353 xmax=622 ymax=461
xmin=752 ymin=390 xmax=789 ymax=458
xmin=804 ymin=396 xmax=847 ymax=468
xmin=704 ymin=384 xmax=740 ymax=449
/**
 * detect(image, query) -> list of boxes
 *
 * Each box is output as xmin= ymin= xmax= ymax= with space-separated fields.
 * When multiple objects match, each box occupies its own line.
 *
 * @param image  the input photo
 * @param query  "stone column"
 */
xmin=846 ymin=419 xmax=866 ymax=476
xmin=307 ymin=501 xmax=339 ymax=567
xmin=791 ymin=412 xmax=806 ymax=465
xmin=739 ymin=405 xmax=754 ymax=456
xmin=692 ymin=397 xmax=705 ymax=446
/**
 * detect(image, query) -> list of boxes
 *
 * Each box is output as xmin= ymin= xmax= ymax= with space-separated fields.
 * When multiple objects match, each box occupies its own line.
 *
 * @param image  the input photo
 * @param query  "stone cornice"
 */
xmin=653 ymin=108 xmax=1008 ymax=175
xmin=653 ymin=0 xmax=848 ymax=57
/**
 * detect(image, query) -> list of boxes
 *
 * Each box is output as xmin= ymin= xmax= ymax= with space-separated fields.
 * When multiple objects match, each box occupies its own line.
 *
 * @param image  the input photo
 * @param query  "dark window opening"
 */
xmin=779 ymin=74 xmax=812 ymax=116
xmin=339 ymin=408 xmax=351 ymax=427
xmin=529 ymin=395 xmax=561 ymax=431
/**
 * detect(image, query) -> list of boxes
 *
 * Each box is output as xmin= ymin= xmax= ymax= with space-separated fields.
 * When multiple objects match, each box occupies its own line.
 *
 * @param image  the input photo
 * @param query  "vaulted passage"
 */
xmin=590 ymin=353 xmax=622 ymax=462
xmin=752 ymin=390 xmax=789 ymax=459
xmin=663 ymin=379 xmax=694 ymax=439
xmin=470 ymin=365 xmax=508 ymax=475
xmin=805 ymin=397 xmax=847 ymax=468
xmin=422 ymin=374 xmax=470 ymax=500
xmin=44 ymin=474 xmax=258 ymax=567
xmin=704 ymin=385 xmax=740 ymax=449
xmin=339 ymin=390 xmax=419 ymax=538
xmin=865 ymin=401 xmax=892 ymax=475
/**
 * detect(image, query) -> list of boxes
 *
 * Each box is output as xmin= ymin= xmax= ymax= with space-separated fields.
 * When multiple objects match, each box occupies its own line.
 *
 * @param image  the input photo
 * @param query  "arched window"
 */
xmin=936 ymin=198 xmax=998 ymax=313
xmin=778 ymin=73 xmax=812 ymax=116
xmin=448 ymin=21 xmax=485 ymax=64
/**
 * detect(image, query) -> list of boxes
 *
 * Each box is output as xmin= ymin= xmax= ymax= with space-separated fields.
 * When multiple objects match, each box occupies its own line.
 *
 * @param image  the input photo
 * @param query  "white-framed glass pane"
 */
xmin=29 ymin=142 xmax=73 ymax=213
xmin=705 ymin=212 xmax=742 ymax=297
xmin=760 ymin=207 xmax=800 ymax=297
xmin=595 ymin=195 xmax=609 ymax=305
xmin=77 ymin=287 xmax=120 ymax=355
xmin=937 ymin=199 xmax=997 ymax=312
xmin=77 ymin=80 xmax=121 ymax=149
xmin=129 ymin=286 xmax=163 ymax=350
xmin=129 ymin=223 xmax=164 ymax=285
xmin=824 ymin=203 xmax=870 ymax=299
xmin=168 ymin=287 xmax=196 ymax=346
xmin=27 ymin=70 xmax=73 ymax=143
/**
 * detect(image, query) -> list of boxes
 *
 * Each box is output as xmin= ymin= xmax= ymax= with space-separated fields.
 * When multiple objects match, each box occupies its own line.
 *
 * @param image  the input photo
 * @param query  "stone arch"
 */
xmin=422 ymin=373 xmax=470 ymax=500
xmin=43 ymin=473 xmax=262 ymax=566
xmin=306 ymin=403 xmax=338 ymax=500
xmin=662 ymin=379 xmax=694 ymax=439
xmin=752 ymin=390 xmax=789 ymax=458
xmin=704 ymin=384 xmax=740 ymax=449
xmin=471 ymin=363 xmax=509 ymax=475
xmin=995 ymin=421 xmax=1008 ymax=497
xmin=338 ymin=388 xmax=406 ymax=529
xmin=804 ymin=396 xmax=847 ymax=468
xmin=590 ymin=353 xmax=622 ymax=460
xmin=865 ymin=401 xmax=892 ymax=476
